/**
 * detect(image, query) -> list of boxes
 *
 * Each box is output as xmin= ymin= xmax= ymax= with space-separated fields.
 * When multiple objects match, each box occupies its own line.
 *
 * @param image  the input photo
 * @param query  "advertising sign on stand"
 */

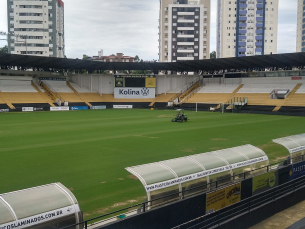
xmin=113 ymin=105 xmax=133 ymax=109
xmin=50 ymin=107 xmax=69 ymax=111
xmin=22 ymin=107 xmax=34 ymax=112
xmin=252 ymin=170 xmax=278 ymax=195
xmin=90 ymin=106 xmax=106 ymax=110
xmin=206 ymin=183 xmax=241 ymax=214
xmin=289 ymin=161 xmax=305 ymax=180
xmin=114 ymin=87 xmax=155 ymax=99
xmin=70 ymin=106 xmax=88 ymax=111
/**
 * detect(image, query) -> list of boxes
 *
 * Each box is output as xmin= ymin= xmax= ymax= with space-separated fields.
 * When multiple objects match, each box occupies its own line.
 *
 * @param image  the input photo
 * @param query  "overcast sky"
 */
xmin=0 ymin=0 xmax=298 ymax=60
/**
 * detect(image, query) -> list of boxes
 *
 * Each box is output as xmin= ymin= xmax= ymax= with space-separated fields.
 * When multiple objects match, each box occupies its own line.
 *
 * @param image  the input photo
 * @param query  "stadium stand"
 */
xmin=149 ymin=93 xmax=177 ymax=106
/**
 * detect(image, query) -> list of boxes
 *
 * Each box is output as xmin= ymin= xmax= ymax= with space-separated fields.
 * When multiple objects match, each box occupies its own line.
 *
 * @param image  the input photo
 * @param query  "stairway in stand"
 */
xmin=31 ymin=82 xmax=55 ymax=107
xmin=272 ymin=83 xmax=302 ymax=112
xmin=216 ymin=84 xmax=244 ymax=109
xmin=0 ymin=91 xmax=15 ymax=109
xmin=66 ymin=82 xmax=92 ymax=107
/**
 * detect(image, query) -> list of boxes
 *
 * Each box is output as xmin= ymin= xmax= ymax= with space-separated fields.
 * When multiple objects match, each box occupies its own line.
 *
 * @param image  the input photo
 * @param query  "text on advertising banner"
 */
xmin=206 ymin=183 xmax=241 ymax=214
xmin=90 ymin=105 xmax=106 ymax=110
xmin=252 ymin=170 xmax=278 ymax=195
xmin=113 ymin=105 xmax=133 ymax=109
xmin=289 ymin=161 xmax=305 ymax=180
xmin=114 ymin=87 xmax=155 ymax=99
xmin=70 ymin=106 xmax=88 ymax=111
xmin=22 ymin=107 xmax=34 ymax=112
xmin=50 ymin=107 xmax=69 ymax=111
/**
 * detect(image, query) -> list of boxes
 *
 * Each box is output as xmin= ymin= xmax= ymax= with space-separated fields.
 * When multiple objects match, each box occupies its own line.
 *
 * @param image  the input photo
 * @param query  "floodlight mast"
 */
xmin=0 ymin=31 xmax=28 ymax=55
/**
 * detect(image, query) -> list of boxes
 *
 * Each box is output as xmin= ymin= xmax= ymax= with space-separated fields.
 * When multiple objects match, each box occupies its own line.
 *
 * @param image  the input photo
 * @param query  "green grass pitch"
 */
xmin=0 ymin=109 xmax=304 ymax=220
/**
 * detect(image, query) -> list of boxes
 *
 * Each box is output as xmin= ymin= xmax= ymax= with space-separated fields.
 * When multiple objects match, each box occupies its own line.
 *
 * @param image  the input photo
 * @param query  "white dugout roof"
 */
xmin=0 ymin=183 xmax=79 ymax=227
xmin=273 ymin=133 xmax=305 ymax=154
xmin=126 ymin=144 xmax=268 ymax=192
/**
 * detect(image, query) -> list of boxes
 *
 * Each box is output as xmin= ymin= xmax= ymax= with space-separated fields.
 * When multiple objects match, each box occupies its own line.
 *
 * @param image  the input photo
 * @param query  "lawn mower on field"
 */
xmin=172 ymin=109 xmax=188 ymax=122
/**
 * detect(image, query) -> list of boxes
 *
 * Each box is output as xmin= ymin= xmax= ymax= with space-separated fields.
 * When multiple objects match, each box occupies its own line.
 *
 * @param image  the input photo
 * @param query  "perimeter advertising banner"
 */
xmin=289 ymin=161 xmax=305 ymax=180
xmin=114 ymin=87 xmax=155 ymax=99
xmin=22 ymin=107 xmax=34 ymax=112
xmin=50 ymin=107 xmax=69 ymax=111
xmin=252 ymin=170 xmax=278 ymax=195
xmin=206 ymin=183 xmax=241 ymax=214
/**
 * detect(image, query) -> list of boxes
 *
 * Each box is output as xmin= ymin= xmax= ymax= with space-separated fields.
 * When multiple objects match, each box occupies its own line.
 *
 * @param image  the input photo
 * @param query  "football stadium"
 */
xmin=1 ymin=52 xmax=305 ymax=229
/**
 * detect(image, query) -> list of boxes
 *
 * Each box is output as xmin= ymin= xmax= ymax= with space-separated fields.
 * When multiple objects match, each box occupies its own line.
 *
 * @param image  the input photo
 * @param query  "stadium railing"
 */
xmin=60 ymin=154 xmax=302 ymax=229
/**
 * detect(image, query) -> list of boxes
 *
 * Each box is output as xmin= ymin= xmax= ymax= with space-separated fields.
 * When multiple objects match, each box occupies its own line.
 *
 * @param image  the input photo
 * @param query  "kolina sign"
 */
xmin=114 ymin=87 xmax=155 ymax=99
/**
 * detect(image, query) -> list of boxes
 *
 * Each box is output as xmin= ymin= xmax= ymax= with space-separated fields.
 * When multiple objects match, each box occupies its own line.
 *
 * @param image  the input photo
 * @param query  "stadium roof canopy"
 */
xmin=273 ymin=133 xmax=305 ymax=154
xmin=1 ymin=52 xmax=305 ymax=73
xmin=126 ymin=144 xmax=268 ymax=193
xmin=0 ymin=183 xmax=79 ymax=226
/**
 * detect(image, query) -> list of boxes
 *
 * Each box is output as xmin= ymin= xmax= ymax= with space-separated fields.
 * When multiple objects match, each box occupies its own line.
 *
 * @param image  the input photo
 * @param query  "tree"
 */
xmin=135 ymin=55 xmax=140 ymax=62
xmin=0 ymin=45 xmax=8 ymax=53
xmin=210 ymin=51 xmax=216 ymax=59
xmin=82 ymin=54 xmax=91 ymax=60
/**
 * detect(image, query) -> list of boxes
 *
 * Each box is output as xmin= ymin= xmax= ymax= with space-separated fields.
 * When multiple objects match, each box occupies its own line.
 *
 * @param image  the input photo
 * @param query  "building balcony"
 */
xmin=177 ymin=49 xmax=194 ymax=53
xmin=177 ymin=19 xmax=195 ymax=23
xmin=255 ymin=35 xmax=262 ymax=40
xmin=238 ymin=48 xmax=246 ymax=52
xmin=177 ymin=57 xmax=194 ymax=60
xmin=239 ymin=17 xmax=247 ymax=21
xmin=177 ymin=34 xmax=194 ymax=38
xmin=238 ymin=42 xmax=246 ymax=46
xmin=255 ymin=48 xmax=262 ymax=52
xmin=255 ymin=42 xmax=263 ymax=46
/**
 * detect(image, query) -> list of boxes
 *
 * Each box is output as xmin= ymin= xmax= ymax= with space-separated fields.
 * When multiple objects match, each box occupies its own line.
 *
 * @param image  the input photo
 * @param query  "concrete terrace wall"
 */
xmin=69 ymin=74 xmax=201 ymax=95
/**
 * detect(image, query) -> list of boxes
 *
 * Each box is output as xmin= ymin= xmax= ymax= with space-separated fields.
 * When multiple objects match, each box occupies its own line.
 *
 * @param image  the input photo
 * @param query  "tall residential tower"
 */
xmin=217 ymin=0 xmax=278 ymax=58
xmin=7 ymin=0 xmax=65 ymax=57
xmin=297 ymin=0 xmax=304 ymax=52
xmin=159 ymin=0 xmax=210 ymax=62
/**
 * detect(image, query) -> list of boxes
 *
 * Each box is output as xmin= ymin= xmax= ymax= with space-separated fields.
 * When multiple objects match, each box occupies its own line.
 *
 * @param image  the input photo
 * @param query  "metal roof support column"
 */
xmin=90 ymin=75 xmax=92 ymax=93
xmin=100 ymin=74 xmax=102 ymax=96
xmin=80 ymin=74 xmax=82 ymax=88
xmin=165 ymin=74 xmax=167 ymax=95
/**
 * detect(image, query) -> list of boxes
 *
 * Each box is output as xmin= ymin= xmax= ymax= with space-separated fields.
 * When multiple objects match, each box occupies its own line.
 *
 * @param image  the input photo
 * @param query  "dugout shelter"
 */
xmin=273 ymin=133 xmax=305 ymax=163
xmin=0 ymin=183 xmax=82 ymax=229
xmin=126 ymin=144 xmax=269 ymax=208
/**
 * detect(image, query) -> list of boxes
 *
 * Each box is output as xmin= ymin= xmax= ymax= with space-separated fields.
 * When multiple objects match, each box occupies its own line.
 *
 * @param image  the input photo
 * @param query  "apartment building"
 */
xmin=7 ymin=0 xmax=65 ymax=57
xmin=297 ymin=0 xmax=304 ymax=52
xmin=217 ymin=0 xmax=278 ymax=58
xmin=159 ymin=0 xmax=210 ymax=62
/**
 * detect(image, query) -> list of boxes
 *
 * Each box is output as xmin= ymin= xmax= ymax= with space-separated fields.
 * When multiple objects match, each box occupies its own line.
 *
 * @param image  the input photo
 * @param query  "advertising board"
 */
xmin=252 ymin=170 xmax=278 ymax=195
xmin=206 ymin=183 xmax=241 ymax=214
xmin=70 ymin=106 xmax=88 ymax=111
xmin=0 ymin=109 xmax=9 ymax=113
xmin=34 ymin=108 xmax=44 ymax=111
xmin=114 ymin=87 xmax=155 ymax=99
xmin=22 ymin=107 xmax=34 ymax=112
xmin=289 ymin=161 xmax=305 ymax=180
xmin=50 ymin=107 xmax=69 ymax=111
xmin=113 ymin=105 xmax=133 ymax=109
xmin=90 ymin=106 xmax=106 ymax=110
